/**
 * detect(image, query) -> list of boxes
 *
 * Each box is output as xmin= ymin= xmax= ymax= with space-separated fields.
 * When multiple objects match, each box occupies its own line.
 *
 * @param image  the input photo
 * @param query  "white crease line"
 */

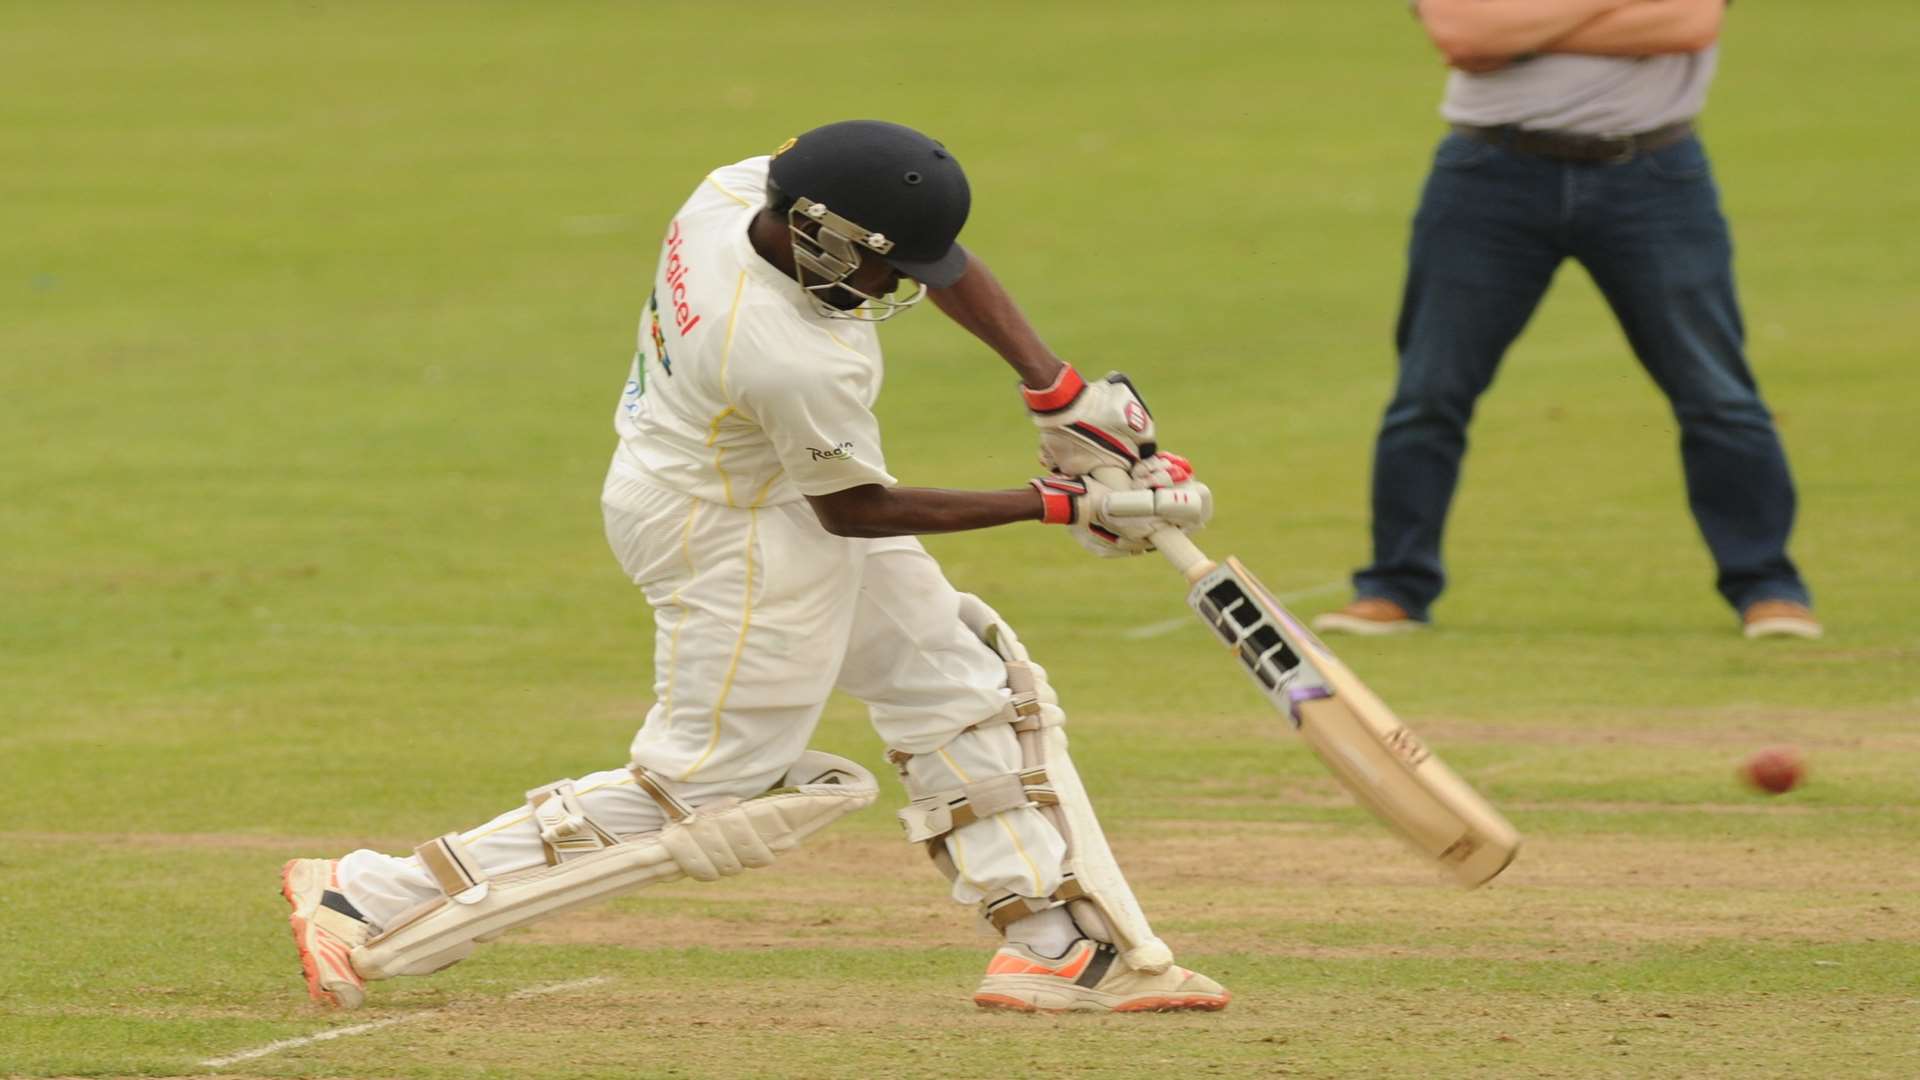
xmin=199 ymin=1018 xmax=412 ymax=1068
xmin=199 ymin=976 xmax=611 ymax=1068
xmin=1122 ymin=615 xmax=1199 ymax=640
xmin=508 ymin=976 xmax=612 ymax=999
xmin=1123 ymin=578 xmax=1347 ymax=639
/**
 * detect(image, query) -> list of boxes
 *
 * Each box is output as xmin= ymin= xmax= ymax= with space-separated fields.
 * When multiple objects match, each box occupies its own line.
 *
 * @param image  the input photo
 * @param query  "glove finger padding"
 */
xmin=1149 ymin=480 xmax=1212 ymax=530
xmin=1106 ymin=451 xmax=1213 ymax=536
xmin=1025 ymin=367 xmax=1155 ymax=477
xmin=1129 ymin=452 xmax=1194 ymax=488
xmin=1091 ymin=485 xmax=1211 ymax=540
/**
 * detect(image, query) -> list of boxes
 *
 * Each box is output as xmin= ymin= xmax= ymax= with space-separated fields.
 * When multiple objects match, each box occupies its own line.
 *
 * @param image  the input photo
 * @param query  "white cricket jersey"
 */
xmin=611 ymin=156 xmax=896 ymax=507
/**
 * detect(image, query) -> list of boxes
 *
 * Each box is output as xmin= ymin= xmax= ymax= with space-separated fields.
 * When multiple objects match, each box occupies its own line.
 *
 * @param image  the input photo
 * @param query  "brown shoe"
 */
xmin=1311 ymin=597 xmax=1423 ymax=636
xmin=1742 ymin=600 xmax=1822 ymax=640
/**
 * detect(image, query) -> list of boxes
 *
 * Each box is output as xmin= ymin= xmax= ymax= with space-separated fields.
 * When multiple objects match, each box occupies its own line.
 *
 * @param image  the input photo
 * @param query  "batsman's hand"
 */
xmin=1023 ymin=365 xmax=1156 ymax=477
xmin=1031 ymin=453 xmax=1212 ymax=558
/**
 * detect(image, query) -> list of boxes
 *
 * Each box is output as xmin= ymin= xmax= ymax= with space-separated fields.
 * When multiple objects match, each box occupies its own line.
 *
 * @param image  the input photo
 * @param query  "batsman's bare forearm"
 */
xmin=805 ymin=483 xmax=1043 ymax=538
xmin=926 ymin=251 xmax=1067 ymax=390
xmin=1417 ymin=0 xmax=1635 ymax=64
xmin=1543 ymin=0 xmax=1723 ymax=56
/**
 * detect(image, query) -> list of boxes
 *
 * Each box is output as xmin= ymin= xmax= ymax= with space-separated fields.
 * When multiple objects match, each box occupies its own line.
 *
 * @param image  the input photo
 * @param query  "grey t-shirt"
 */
xmin=1440 ymin=49 xmax=1719 ymax=136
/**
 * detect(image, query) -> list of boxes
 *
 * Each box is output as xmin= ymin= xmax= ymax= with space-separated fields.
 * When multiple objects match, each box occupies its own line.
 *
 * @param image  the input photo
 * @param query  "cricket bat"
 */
xmin=1098 ymin=470 xmax=1520 ymax=887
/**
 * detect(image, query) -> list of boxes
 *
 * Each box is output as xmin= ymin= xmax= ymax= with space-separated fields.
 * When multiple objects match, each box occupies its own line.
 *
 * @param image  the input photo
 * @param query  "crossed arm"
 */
xmin=1418 ymin=0 xmax=1725 ymax=67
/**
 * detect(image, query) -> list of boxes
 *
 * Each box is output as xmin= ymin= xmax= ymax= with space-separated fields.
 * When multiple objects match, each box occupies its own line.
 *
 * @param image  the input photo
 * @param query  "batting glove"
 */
xmin=1023 ymin=366 xmax=1156 ymax=477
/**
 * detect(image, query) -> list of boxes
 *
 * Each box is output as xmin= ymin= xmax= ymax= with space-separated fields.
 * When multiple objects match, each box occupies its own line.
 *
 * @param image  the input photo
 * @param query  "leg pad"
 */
xmin=351 ymin=752 xmax=877 ymax=980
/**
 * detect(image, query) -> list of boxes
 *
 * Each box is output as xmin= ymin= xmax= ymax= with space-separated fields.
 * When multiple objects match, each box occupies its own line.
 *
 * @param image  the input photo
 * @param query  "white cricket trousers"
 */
xmin=338 ymin=464 xmax=1068 ymax=929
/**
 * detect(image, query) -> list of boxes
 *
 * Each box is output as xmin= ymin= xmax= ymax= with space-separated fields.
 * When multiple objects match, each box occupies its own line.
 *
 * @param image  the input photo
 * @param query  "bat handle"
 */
xmin=1149 ymin=526 xmax=1216 ymax=583
xmin=1090 ymin=466 xmax=1218 ymax=583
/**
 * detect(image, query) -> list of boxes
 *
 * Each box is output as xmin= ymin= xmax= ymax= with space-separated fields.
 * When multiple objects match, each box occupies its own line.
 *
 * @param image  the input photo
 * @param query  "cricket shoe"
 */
xmin=973 ymin=939 xmax=1229 ymax=1013
xmin=281 ymin=858 xmax=371 ymax=1008
xmin=1312 ymin=597 xmax=1423 ymax=636
xmin=1742 ymin=600 xmax=1822 ymax=640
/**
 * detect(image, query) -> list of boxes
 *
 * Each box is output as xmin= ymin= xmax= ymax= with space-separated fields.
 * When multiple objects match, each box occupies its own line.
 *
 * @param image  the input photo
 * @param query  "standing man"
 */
xmin=1316 ymin=0 xmax=1820 ymax=639
xmin=280 ymin=120 xmax=1230 ymax=1015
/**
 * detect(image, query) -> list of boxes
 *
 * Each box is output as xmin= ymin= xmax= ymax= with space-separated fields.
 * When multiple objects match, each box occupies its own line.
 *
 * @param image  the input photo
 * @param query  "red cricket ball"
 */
xmin=1740 ymin=746 xmax=1806 ymax=795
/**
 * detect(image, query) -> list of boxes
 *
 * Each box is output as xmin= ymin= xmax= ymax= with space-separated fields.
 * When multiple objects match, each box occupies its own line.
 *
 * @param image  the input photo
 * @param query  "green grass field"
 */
xmin=4 ymin=3 xmax=1917 ymax=1077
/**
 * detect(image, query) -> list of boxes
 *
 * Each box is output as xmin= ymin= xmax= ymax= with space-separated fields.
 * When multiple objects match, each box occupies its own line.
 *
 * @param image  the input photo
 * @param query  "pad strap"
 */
xmin=895 ymin=767 xmax=1057 ymax=843
xmin=415 ymin=833 xmax=489 ymax=903
xmin=630 ymin=767 xmax=694 ymax=823
xmin=883 ymin=700 xmax=1029 ymax=770
xmin=525 ymin=781 xmax=620 ymax=865
xmin=1002 ymin=660 xmax=1049 ymax=729
xmin=920 ymin=803 xmax=1096 ymax=934
xmin=982 ymin=875 xmax=1090 ymax=930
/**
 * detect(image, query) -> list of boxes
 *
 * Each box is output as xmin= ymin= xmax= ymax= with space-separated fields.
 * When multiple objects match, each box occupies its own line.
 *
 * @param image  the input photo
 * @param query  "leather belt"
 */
xmin=1450 ymin=120 xmax=1694 ymax=164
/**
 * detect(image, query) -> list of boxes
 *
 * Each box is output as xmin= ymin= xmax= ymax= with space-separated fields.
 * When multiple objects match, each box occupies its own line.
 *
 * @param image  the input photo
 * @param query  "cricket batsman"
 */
xmin=281 ymin=119 xmax=1229 ymax=1014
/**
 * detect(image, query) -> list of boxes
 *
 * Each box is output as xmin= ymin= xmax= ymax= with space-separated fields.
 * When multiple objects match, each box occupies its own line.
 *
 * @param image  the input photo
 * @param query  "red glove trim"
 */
xmin=1021 ymin=365 xmax=1086 ymax=415
xmin=1030 ymin=477 xmax=1082 ymax=525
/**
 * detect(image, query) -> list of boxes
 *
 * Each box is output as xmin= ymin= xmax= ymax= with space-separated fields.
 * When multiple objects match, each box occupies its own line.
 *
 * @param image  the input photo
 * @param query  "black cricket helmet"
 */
xmin=767 ymin=120 xmax=971 ymax=320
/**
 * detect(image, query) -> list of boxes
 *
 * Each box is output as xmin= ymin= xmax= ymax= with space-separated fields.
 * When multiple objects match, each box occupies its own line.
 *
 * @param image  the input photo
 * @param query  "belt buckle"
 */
xmin=1599 ymin=134 xmax=1636 ymax=165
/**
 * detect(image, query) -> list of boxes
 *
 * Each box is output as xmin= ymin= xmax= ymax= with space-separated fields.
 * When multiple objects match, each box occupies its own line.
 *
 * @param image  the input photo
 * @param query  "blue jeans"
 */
xmin=1354 ymin=132 xmax=1810 ymax=620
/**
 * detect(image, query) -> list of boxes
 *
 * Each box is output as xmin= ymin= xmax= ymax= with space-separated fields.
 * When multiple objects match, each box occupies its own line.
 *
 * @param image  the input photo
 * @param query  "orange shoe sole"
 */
xmin=973 ymin=991 xmax=1230 ymax=1014
xmin=281 ymin=859 xmax=359 ymax=1006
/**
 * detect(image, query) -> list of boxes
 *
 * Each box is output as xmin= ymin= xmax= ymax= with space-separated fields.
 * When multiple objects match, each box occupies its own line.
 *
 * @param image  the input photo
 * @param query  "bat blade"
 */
xmin=1187 ymin=556 xmax=1520 ymax=887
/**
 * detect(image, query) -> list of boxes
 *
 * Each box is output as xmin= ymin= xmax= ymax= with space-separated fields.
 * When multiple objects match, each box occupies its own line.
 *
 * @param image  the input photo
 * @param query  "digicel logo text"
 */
xmin=665 ymin=219 xmax=701 ymax=336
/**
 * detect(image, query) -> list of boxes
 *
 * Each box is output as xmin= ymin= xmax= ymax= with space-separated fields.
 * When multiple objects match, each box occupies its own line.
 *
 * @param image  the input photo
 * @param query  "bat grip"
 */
xmin=1090 ymin=466 xmax=1217 ymax=583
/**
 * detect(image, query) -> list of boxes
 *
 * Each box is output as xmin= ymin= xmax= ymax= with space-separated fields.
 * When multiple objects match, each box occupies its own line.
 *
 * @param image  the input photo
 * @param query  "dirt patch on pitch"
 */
xmin=512 ymin=822 xmax=1920 ymax=963
xmin=10 ymin=816 xmax=1908 ymax=966
xmin=189 ymin=972 xmax=1920 ymax=1080
xmin=212 ymin=980 xmax=1920 ymax=1080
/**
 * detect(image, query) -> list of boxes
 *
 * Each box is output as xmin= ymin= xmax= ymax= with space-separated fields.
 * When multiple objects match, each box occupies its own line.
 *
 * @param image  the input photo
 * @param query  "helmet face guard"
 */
xmin=787 ymin=197 xmax=926 ymax=322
